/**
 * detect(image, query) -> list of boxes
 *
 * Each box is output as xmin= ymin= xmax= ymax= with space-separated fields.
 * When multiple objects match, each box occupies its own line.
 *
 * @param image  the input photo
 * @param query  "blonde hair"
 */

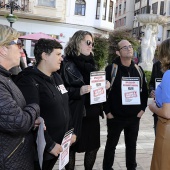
xmin=0 ymin=24 xmax=20 ymax=46
xmin=158 ymin=38 xmax=170 ymax=72
xmin=64 ymin=30 xmax=93 ymax=56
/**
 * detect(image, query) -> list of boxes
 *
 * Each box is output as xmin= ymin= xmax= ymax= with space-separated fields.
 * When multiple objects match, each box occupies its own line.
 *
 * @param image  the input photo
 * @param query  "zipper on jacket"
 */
xmin=7 ymin=137 xmax=25 ymax=159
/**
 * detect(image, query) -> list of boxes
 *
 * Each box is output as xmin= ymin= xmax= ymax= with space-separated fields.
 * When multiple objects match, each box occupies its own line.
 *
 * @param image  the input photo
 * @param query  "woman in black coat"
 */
xmin=0 ymin=25 xmax=40 ymax=170
xmin=60 ymin=30 xmax=110 ymax=170
xmin=15 ymin=39 xmax=71 ymax=170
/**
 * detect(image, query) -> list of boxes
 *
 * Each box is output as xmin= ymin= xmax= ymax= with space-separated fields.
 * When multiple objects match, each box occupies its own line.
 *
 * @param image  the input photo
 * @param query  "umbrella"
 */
xmin=19 ymin=32 xmax=62 ymax=43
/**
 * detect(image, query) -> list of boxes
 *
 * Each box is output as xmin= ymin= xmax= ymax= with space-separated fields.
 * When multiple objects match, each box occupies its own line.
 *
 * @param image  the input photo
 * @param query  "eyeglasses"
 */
xmin=86 ymin=40 xmax=94 ymax=47
xmin=119 ymin=45 xmax=133 ymax=51
xmin=8 ymin=39 xmax=22 ymax=49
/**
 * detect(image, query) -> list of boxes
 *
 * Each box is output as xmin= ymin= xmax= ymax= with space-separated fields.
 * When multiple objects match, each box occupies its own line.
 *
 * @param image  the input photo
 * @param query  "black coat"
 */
xmin=0 ymin=66 xmax=40 ymax=170
xmin=60 ymin=55 xmax=103 ymax=152
xmin=149 ymin=61 xmax=163 ymax=93
xmin=60 ymin=57 xmax=85 ymax=139
xmin=15 ymin=66 xmax=70 ymax=160
xmin=104 ymin=57 xmax=148 ymax=118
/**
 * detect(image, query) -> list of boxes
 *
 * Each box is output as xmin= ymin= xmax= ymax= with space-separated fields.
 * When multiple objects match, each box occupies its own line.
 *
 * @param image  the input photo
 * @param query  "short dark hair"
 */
xmin=34 ymin=38 xmax=62 ymax=65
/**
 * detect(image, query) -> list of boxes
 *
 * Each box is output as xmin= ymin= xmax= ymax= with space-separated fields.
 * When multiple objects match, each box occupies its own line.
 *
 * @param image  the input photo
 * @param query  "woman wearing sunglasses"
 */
xmin=60 ymin=30 xmax=109 ymax=170
xmin=0 ymin=25 xmax=40 ymax=170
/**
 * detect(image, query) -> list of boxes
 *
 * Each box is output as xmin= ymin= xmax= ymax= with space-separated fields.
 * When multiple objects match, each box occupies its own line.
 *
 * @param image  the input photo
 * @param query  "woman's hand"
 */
xmin=70 ymin=134 xmax=77 ymax=145
xmin=50 ymin=143 xmax=63 ymax=157
xmin=106 ymin=80 xmax=110 ymax=90
xmin=80 ymin=85 xmax=91 ymax=95
xmin=149 ymin=101 xmax=156 ymax=113
xmin=34 ymin=117 xmax=46 ymax=130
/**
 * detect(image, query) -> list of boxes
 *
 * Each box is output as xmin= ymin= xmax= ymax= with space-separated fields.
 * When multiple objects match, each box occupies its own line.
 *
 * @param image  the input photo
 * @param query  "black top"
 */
xmin=149 ymin=60 xmax=163 ymax=93
xmin=15 ymin=66 xmax=70 ymax=160
xmin=104 ymin=57 xmax=148 ymax=119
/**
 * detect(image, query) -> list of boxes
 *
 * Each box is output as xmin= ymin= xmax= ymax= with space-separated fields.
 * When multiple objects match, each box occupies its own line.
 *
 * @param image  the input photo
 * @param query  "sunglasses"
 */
xmin=8 ymin=39 xmax=22 ymax=49
xmin=86 ymin=40 xmax=94 ymax=47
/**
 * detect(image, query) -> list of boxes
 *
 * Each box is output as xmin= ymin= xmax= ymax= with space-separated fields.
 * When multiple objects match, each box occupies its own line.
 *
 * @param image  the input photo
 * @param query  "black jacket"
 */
xmin=0 ymin=66 xmax=40 ymax=170
xmin=15 ymin=66 xmax=70 ymax=160
xmin=60 ymin=56 xmax=103 ymax=138
xmin=104 ymin=57 xmax=148 ymax=119
xmin=149 ymin=60 xmax=163 ymax=93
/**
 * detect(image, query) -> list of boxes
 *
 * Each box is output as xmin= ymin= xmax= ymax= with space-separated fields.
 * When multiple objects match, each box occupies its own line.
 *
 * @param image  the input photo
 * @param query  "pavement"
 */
xmin=53 ymin=100 xmax=155 ymax=170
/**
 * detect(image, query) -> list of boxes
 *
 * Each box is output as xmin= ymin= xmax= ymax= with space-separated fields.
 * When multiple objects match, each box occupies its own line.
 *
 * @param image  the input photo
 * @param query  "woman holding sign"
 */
xmin=60 ymin=30 xmax=110 ymax=170
xmin=15 ymin=39 xmax=71 ymax=170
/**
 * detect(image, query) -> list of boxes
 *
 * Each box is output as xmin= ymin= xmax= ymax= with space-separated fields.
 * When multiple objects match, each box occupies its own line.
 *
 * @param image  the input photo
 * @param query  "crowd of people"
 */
xmin=0 ymin=23 xmax=170 ymax=170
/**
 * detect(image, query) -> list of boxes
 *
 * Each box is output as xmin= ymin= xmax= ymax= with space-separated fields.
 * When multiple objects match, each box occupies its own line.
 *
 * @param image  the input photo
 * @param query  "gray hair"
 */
xmin=0 ymin=24 xmax=20 ymax=46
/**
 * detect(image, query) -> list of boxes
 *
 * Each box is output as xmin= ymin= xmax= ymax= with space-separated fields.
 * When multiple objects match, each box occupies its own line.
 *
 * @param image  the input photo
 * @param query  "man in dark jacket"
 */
xmin=149 ymin=60 xmax=163 ymax=135
xmin=103 ymin=40 xmax=148 ymax=170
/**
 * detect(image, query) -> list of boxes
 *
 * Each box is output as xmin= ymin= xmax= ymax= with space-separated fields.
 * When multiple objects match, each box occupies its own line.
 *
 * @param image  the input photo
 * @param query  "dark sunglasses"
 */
xmin=86 ymin=40 xmax=94 ymax=47
xmin=8 ymin=39 xmax=22 ymax=49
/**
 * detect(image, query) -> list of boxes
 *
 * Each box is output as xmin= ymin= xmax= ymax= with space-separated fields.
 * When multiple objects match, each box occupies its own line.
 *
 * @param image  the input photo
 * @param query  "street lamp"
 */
xmin=0 ymin=0 xmax=20 ymax=27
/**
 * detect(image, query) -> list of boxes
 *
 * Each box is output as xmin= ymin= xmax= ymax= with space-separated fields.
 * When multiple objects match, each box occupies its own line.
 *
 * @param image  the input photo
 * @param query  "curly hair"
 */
xmin=158 ymin=38 xmax=170 ymax=72
xmin=0 ymin=24 xmax=20 ymax=46
xmin=64 ymin=30 xmax=93 ymax=56
xmin=34 ymin=38 xmax=63 ymax=66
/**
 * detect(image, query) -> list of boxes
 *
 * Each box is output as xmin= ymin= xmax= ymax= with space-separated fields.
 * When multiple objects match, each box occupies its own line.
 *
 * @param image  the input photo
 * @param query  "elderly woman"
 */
xmin=149 ymin=38 xmax=170 ymax=170
xmin=60 ymin=30 xmax=110 ymax=170
xmin=0 ymin=25 xmax=40 ymax=169
xmin=15 ymin=38 xmax=71 ymax=170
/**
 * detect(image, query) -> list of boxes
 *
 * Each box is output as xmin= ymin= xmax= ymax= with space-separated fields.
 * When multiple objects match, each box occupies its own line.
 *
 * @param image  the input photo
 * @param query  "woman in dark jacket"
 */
xmin=60 ymin=30 xmax=109 ymax=170
xmin=15 ymin=39 xmax=71 ymax=170
xmin=0 ymin=25 xmax=40 ymax=170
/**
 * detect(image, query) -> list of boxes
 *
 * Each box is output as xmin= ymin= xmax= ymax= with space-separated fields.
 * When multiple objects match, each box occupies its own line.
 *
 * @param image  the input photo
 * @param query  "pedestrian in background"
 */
xmin=15 ymin=39 xmax=71 ymax=170
xmin=149 ymin=38 xmax=170 ymax=170
xmin=0 ymin=24 xmax=40 ymax=170
xmin=149 ymin=60 xmax=163 ymax=135
xmin=60 ymin=30 xmax=110 ymax=170
xmin=103 ymin=40 xmax=148 ymax=170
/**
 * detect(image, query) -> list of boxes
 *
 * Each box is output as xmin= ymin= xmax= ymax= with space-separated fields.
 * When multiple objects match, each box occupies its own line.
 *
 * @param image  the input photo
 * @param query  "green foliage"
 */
xmin=108 ymin=29 xmax=140 ymax=64
xmin=93 ymin=36 xmax=109 ymax=70
xmin=144 ymin=70 xmax=152 ymax=90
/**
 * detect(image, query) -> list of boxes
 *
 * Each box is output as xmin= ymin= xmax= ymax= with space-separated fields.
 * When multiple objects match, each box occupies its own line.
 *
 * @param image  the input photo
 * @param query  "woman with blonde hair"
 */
xmin=149 ymin=38 xmax=170 ymax=170
xmin=61 ymin=30 xmax=110 ymax=170
xmin=0 ymin=25 xmax=40 ymax=170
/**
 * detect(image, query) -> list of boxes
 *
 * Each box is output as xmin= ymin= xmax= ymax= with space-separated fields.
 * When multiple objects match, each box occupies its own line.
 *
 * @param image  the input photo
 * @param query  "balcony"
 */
xmin=0 ymin=0 xmax=62 ymax=22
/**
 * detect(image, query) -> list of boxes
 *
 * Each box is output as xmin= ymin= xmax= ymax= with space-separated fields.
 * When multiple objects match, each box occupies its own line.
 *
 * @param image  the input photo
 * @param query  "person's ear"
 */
xmin=116 ymin=50 xmax=120 ymax=57
xmin=0 ymin=46 xmax=8 ymax=58
xmin=41 ymin=52 xmax=48 ymax=61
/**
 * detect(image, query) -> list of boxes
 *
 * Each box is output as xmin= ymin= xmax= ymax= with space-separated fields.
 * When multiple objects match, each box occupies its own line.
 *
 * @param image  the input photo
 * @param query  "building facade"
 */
xmin=0 ymin=0 xmax=116 ymax=57
xmin=114 ymin=0 xmax=135 ymax=30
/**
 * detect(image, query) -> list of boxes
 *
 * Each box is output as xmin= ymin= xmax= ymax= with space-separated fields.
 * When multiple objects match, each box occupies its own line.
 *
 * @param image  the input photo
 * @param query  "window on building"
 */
xmin=141 ymin=6 xmax=147 ymax=14
xmin=160 ymin=1 xmax=164 ymax=15
xmin=134 ymin=9 xmax=140 ymax=16
xmin=75 ymin=0 xmax=86 ymax=16
xmin=167 ymin=30 xmax=170 ymax=38
xmin=135 ymin=0 xmax=140 ymax=3
xmin=96 ymin=0 xmax=100 ymax=19
xmin=152 ymin=2 xmax=158 ymax=14
xmin=108 ymin=0 xmax=113 ymax=22
xmin=115 ymin=6 xmax=118 ymax=15
xmin=124 ymin=1 xmax=126 ymax=12
xmin=119 ymin=4 xmax=121 ymax=14
xmin=124 ymin=17 xmax=126 ymax=25
xmin=37 ymin=0 xmax=55 ymax=7
xmin=102 ymin=0 xmax=107 ymax=20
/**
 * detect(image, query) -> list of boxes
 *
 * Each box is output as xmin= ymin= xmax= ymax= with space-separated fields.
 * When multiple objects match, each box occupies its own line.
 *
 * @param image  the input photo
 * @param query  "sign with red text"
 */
xmin=121 ymin=77 xmax=141 ymax=105
xmin=90 ymin=71 xmax=106 ymax=105
xmin=59 ymin=129 xmax=73 ymax=170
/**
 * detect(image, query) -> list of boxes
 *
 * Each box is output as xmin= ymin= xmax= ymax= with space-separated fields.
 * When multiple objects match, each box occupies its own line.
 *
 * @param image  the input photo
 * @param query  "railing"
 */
xmin=0 ymin=0 xmax=30 ymax=12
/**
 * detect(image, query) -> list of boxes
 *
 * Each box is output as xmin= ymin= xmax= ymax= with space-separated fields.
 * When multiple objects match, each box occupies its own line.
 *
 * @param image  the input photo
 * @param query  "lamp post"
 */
xmin=7 ymin=0 xmax=18 ymax=27
xmin=0 ymin=0 xmax=19 ymax=27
